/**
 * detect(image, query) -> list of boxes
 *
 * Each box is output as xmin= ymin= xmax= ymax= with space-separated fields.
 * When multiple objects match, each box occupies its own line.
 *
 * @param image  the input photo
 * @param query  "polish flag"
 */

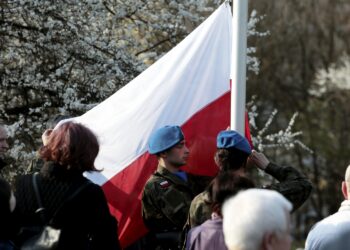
xmin=73 ymin=3 xmax=247 ymax=247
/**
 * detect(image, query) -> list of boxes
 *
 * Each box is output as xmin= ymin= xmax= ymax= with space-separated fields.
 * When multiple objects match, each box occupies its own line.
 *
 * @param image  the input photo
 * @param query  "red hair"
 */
xmin=39 ymin=122 xmax=99 ymax=172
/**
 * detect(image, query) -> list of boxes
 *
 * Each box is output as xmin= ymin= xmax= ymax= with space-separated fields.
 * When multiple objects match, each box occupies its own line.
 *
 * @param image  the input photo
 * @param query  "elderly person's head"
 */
xmin=222 ymin=189 xmax=292 ymax=250
xmin=39 ymin=122 xmax=99 ymax=172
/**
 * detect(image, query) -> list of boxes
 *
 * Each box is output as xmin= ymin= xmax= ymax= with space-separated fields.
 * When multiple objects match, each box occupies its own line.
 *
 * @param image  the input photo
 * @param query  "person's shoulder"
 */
xmin=320 ymin=210 xmax=350 ymax=226
xmin=144 ymin=173 xmax=171 ymax=191
xmin=191 ymin=191 xmax=209 ymax=208
xmin=79 ymin=178 xmax=101 ymax=193
xmin=194 ymin=191 xmax=209 ymax=202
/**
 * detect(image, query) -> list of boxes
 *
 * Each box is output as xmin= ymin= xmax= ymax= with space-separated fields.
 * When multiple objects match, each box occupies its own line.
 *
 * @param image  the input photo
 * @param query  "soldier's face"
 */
xmin=0 ymin=127 xmax=9 ymax=157
xmin=164 ymin=140 xmax=189 ymax=167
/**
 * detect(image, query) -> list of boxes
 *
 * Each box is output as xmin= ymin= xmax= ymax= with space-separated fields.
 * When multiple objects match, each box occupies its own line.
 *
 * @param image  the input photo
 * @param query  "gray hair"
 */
xmin=222 ymin=189 xmax=292 ymax=250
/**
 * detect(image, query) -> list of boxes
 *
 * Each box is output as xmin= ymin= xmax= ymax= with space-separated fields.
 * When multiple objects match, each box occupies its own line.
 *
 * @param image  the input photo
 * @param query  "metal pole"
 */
xmin=230 ymin=0 xmax=248 ymax=135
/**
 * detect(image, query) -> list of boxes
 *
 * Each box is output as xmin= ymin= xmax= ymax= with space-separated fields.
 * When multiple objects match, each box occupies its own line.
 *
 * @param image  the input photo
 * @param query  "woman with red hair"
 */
xmin=14 ymin=122 xmax=120 ymax=250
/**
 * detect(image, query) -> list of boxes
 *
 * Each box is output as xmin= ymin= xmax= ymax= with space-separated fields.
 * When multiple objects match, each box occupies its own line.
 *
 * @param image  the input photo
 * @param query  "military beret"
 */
xmin=217 ymin=130 xmax=251 ymax=154
xmin=148 ymin=125 xmax=184 ymax=154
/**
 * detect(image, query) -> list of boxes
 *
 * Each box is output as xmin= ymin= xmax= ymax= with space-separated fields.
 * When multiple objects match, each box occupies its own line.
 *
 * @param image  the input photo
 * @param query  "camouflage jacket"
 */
xmin=142 ymin=165 xmax=211 ymax=233
xmin=188 ymin=162 xmax=313 ymax=228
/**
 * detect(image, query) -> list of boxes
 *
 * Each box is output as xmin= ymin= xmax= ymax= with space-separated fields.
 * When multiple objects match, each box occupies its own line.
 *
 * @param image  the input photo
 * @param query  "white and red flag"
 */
xmin=73 ymin=3 xmax=249 ymax=247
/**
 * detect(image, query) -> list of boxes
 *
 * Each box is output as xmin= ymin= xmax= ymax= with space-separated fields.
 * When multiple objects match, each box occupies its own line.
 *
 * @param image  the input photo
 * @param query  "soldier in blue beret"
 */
xmin=188 ymin=129 xmax=313 ymax=229
xmin=141 ymin=126 xmax=211 ymax=250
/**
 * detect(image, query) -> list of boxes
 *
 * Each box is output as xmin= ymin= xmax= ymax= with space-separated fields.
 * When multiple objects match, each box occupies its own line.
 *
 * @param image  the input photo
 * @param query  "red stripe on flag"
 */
xmin=102 ymin=153 xmax=156 ymax=247
xmin=181 ymin=91 xmax=230 ymax=175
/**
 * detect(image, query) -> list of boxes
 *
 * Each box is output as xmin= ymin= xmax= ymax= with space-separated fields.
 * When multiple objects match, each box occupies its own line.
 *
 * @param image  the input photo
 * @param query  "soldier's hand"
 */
xmin=248 ymin=150 xmax=270 ymax=170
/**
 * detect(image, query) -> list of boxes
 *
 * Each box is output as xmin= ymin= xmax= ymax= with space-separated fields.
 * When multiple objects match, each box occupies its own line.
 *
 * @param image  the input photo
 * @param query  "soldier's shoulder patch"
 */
xmin=159 ymin=180 xmax=171 ymax=189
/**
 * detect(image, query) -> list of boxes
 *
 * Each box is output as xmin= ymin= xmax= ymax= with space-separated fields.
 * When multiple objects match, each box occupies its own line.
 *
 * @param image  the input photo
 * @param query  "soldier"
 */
xmin=189 ymin=130 xmax=313 ymax=228
xmin=141 ymin=125 xmax=211 ymax=249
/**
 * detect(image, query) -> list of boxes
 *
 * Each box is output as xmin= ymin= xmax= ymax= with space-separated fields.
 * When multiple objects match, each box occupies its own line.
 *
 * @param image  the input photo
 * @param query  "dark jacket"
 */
xmin=14 ymin=162 xmax=121 ymax=250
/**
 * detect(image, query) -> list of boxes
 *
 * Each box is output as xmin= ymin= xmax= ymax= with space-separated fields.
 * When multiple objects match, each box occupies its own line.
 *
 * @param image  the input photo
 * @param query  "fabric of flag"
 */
xmin=72 ymin=3 xmax=246 ymax=247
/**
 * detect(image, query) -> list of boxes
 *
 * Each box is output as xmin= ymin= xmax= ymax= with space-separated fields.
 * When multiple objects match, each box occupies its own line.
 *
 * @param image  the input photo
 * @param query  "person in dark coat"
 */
xmin=14 ymin=121 xmax=121 ymax=250
xmin=0 ymin=177 xmax=16 ymax=250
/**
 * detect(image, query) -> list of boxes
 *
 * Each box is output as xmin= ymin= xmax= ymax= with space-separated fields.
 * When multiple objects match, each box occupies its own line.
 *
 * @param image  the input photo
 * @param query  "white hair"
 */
xmin=222 ymin=189 xmax=293 ymax=250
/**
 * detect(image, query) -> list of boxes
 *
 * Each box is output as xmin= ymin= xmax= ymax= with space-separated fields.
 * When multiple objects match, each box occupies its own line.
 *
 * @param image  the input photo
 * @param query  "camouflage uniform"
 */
xmin=188 ymin=191 xmax=212 ymax=228
xmin=188 ymin=162 xmax=313 ymax=227
xmin=142 ymin=164 xmax=211 ymax=233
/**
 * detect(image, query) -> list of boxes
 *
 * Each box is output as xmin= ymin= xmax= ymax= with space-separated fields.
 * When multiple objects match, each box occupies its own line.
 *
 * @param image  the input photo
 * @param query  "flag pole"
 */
xmin=230 ymin=0 xmax=248 ymax=135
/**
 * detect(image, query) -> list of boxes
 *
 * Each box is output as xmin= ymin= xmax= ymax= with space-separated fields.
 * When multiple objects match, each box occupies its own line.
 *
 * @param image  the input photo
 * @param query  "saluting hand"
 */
xmin=248 ymin=150 xmax=270 ymax=170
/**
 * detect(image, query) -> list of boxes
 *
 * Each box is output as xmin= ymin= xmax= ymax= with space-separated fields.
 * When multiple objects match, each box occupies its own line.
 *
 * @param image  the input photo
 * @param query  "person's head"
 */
xmin=209 ymin=172 xmax=255 ymax=216
xmin=342 ymin=165 xmax=350 ymax=199
xmin=0 ymin=125 xmax=9 ymax=158
xmin=0 ymin=178 xmax=15 ymax=215
xmin=39 ymin=122 xmax=99 ymax=172
xmin=223 ymin=189 xmax=293 ymax=250
xmin=215 ymin=130 xmax=251 ymax=173
xmin=148 ymin=126 xmax=189 ymax=169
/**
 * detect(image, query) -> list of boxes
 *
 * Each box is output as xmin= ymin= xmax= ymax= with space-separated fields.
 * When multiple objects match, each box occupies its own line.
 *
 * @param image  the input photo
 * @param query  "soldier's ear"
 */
xmin=159 ymin=151 xmax=168 ymax=158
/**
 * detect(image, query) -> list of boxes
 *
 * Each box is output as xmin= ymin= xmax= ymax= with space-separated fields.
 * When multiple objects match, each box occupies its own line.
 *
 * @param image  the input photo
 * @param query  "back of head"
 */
xmin=222 ymin=189 xmax=292 ymax=250
xmin=215 ymin=148 xmax=250 ymax=172
xmin=39 ymin=122 xmax=99 ymax=172
xmin=215 ymin=130 xmax=251 ymax=171
xmin=209 ymin=172 xmax=255 ymax=215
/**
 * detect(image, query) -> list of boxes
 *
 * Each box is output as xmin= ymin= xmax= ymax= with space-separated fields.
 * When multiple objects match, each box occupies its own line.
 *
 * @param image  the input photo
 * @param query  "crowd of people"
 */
xmin=0 ymin=119 xmax=348 ymax=250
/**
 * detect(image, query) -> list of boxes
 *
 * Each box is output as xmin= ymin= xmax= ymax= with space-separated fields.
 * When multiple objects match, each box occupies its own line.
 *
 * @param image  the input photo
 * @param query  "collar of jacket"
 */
xmin=40 ymin=161 xmax=84 ymax=180
xmin=339 ymin=199 xmax=350 ymax=212
xmin=156 ymin=164 xmax=189 ymax=187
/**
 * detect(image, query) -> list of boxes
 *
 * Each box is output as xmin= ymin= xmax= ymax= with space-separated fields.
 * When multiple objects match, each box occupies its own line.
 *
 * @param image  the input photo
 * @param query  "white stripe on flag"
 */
xmin=75 ymin=3 xmax=233 ymax=186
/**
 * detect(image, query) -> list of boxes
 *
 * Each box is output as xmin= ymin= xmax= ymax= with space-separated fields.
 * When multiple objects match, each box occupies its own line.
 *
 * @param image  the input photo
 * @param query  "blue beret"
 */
xmin=148 ymin=126 xmax=184 ymax=154
xmin=217 ymin=130 xmax=251 ymax=154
